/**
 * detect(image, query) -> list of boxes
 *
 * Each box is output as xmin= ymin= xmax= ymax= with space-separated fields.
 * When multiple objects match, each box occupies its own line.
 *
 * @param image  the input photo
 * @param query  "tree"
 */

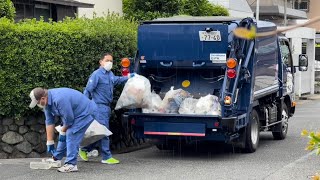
xmin=123 ymin=0 xmax=229 ymax=21
xmin=182 ymin=0 xmax=229 ymax=16
xmin=0 ymin=0 xmax=15 ymax=20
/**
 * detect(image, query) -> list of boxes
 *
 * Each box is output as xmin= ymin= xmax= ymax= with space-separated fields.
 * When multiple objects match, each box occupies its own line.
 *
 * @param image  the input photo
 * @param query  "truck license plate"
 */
xmin=199 ymin=31 xmax=221 ymax=41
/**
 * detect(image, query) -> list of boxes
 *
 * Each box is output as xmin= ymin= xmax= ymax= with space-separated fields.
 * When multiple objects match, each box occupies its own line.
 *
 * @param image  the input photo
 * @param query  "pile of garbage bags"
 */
xmin=115 ymin=74 xmax=221 ymax=116
xmin=115 ymin=74 xmax=152 ymax=110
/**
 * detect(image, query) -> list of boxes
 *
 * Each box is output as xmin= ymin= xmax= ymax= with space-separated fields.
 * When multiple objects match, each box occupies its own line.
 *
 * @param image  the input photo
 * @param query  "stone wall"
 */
xmin=0 ymin=112 xmax=147 ymax=159
xmin=0 ymin=116 xmax=47 ymax=159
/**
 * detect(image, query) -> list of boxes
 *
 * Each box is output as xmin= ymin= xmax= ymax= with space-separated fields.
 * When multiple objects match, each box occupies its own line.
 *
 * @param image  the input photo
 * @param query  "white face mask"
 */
xmin=37 ymin=104 xmax=45 ymax=109
xmin=104 ymin=62 xmax=113 ymax=71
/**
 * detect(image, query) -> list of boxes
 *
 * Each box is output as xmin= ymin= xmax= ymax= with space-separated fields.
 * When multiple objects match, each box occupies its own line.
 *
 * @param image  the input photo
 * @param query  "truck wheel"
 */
xmin=272 ymin=104 xmax=289 ymax=140
xmin=244 ymin=109 xmax=260 ymax=153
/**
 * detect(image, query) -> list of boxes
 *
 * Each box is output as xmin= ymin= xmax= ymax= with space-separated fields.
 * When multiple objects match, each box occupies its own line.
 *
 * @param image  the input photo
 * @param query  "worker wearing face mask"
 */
xmin=79 ymin=53 xmax=135 ymax=164
xmin=29 ymin=87 xmax=98 ymax=172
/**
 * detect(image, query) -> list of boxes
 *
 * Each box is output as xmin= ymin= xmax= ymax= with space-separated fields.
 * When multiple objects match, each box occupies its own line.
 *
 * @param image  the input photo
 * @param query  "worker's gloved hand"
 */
xmin=128 ymin=73 xmax=136 ymax=78
xmin=46 ymin=140 xmax=55 ymax=154
xmin=58 ymin=131 xmax=66 ymax=142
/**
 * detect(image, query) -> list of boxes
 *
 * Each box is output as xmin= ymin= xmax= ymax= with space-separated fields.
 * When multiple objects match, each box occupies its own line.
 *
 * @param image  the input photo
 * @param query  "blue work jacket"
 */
xmin=84 ymin=67 xmax=128 ymax=105
xmin=44 ymin=88 xmax=96 ymax=133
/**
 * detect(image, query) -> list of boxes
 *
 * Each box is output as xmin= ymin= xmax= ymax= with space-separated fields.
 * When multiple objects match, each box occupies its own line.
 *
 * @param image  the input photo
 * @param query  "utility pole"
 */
xmin=284 ymin=0 xmax=287 ymax=26
xmin=256 ymin=0 xmax=260 ymax=21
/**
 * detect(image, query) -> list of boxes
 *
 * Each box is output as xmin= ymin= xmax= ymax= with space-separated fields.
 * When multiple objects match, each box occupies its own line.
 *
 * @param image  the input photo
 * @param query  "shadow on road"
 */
xmin=139 ymin=132 xmax=280 ymax=160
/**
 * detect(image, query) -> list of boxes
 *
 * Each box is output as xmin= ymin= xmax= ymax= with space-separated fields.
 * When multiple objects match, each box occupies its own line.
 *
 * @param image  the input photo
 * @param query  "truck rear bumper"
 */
xmin=124 ymin=113 xmax=243 ymax=141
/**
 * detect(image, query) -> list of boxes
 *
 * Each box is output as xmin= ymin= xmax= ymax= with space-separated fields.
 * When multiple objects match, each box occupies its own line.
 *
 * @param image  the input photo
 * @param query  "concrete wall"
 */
xmin=77 ymin=0 xmax=123 ymax=18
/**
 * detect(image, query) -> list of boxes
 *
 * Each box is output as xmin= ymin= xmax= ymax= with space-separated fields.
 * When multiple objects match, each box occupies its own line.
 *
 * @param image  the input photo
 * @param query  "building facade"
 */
xmin=12 ymin=0 xmax=93 ymax=22
xmin=306 ymin=0 xmax=320 ymax=32
xmin=77 ymin=0 xmax=123 ymax=18
xmin=209 ymin=0 xmax=253 ymax=18
xmin=247 ymin=0 xmax=308 ymax=25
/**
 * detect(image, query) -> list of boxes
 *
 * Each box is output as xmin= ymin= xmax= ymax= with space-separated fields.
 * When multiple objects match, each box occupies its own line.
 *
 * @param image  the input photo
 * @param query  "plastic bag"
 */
xmin=195 ymin=94 xmax=221 ymax=115
xmin=115 ymin=74 xmax=152 ymax=110
xmin=55 ymin=120 xmax=112 ymax=147
xmin=142 ymin=91 xmax=162 ymax=113
xmin=178 ymin=98 xmax=199 ymax=114
xmin=160 ymin=87 xmax=191 ymax=114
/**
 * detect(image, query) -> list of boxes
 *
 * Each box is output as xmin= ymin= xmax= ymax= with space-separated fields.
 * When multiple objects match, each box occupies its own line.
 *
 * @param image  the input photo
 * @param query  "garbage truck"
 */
xmin=122 ymin=16 xmax=309 ymax=153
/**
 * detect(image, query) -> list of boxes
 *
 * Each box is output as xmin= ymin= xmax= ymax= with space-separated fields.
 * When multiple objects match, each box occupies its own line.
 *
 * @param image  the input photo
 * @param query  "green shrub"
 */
xmin=123 ymin=0 xmax=229 ymax=21
xmin=0 ymin=15 xmax=138 ymax=118
xmin=0 ymin=0 xmax=15 ymax=20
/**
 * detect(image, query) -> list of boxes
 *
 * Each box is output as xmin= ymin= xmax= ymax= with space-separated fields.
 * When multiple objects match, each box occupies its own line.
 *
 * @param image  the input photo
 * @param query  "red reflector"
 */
xmin=131 ymin=119 xmax=135 ymax=125
xmin=227 ymin=69 xmax=236 ymax=78
xmin=214 ymin=122 xmax=219 ymax=127
xmin=122 ymin=68 xmax=130 ymax=76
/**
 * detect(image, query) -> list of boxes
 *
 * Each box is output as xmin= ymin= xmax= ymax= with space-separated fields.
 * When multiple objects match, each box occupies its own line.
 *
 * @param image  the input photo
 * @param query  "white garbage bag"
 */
xmin=142 ymin=91 xmax=162 ymax=113
xmin=178 ymin=98 xmax=199 ymax=114
xmin=55 ymin=120 xmax=112 ymax=147
xmin=195 ymin=94 xmax=221 ymax=115
xmin=160 ymin=87 xmax=191 ymax=114
xmin=115 ymin=74 xmax=152 ymax=110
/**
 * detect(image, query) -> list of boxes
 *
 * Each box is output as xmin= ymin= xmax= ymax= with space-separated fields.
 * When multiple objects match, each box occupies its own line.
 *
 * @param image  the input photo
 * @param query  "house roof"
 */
xmin=35 ymin=0 xmax=94 ymax=8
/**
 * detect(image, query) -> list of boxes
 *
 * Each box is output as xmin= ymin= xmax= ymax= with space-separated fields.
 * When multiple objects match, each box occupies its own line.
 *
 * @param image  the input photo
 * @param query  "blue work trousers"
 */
xmin=83 ymin=104 xmax=112 ymax=160
xmin=65 ymin=121 xmax=92 ymax=165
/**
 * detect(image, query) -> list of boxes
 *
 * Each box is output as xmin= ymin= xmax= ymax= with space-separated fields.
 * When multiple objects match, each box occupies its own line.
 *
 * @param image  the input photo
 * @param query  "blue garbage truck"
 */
xmin=123 ymin=16 xmax=308 ymax=153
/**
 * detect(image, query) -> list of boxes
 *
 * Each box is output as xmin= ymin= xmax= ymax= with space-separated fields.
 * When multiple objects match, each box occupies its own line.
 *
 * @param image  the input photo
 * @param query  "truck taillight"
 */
xmin=226 ymin=58 xmax=237 ymax=79
xmin=121 ymin=58 xmax=131 ymax=76
xmin=121 ymin=67 xmax=130 ymax=76
xmin=227 ymin=69 xmax=236 ymax=78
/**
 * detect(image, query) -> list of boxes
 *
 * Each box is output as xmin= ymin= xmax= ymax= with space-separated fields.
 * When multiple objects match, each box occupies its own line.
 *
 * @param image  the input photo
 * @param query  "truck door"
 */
xmin=279 ymin=39 xmax=294 ymax=94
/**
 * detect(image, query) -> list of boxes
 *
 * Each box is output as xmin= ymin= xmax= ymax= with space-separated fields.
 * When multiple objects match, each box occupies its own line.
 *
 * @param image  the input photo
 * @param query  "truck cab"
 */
xmin=123 ymin=16 xmax=308 ymax=152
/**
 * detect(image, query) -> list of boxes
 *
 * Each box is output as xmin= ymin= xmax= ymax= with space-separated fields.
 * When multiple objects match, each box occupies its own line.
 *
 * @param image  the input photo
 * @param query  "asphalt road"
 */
xmin=1 ymin=98 xmax=320 ymax=180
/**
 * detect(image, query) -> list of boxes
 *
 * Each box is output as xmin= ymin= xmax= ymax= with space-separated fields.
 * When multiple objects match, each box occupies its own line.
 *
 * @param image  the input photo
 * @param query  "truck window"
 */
xmin=280 ymin=42 xmax=292 ymax=67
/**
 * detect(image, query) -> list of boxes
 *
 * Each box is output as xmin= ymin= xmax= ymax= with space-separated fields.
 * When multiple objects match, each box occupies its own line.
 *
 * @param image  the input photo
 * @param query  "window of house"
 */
xmin=35 ymin=4 xmax=50 ymax=21
xmin=294 ymin=0 xmax=309 ymax=11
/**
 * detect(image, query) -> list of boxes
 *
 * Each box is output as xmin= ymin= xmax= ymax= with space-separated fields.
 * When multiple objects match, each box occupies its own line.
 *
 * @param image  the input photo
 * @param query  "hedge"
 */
xmin=0 ymin=15 xmax=138 ymax=119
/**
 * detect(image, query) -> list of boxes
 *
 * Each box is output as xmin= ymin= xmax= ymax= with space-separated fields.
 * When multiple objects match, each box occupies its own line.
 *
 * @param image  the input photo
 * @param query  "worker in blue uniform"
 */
xmin=29 ymin=87 xmax=97 ymax=172
xmin=79 ymin=53 xmax=134 ymax=164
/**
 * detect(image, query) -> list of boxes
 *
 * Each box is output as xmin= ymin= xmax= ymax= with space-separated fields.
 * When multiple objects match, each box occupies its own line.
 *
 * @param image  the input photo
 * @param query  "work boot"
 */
xmin=78 ymin=148 xmax=88 ymax=161
xmin=101 ymin=157 xmax=120 ymax=164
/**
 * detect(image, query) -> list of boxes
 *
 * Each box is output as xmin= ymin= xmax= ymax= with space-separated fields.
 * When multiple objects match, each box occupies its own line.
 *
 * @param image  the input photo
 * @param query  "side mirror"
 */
xmin=298 ymin=54 xmax=308 ymax=71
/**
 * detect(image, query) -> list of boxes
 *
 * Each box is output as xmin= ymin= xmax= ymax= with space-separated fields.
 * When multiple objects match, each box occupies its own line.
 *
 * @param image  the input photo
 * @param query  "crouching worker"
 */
xmin=29 ymin=87 xmax=97 ymax=173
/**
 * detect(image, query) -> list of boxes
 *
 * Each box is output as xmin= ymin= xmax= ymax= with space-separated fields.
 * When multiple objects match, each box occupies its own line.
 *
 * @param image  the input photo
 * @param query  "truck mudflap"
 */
xmin=124 ymin=113 xmax=244 ymax=139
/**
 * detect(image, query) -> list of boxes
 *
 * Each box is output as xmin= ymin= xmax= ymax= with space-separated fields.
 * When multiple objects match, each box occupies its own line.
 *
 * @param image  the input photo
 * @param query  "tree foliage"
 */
xmin=123 ymin=0 xmax=229 ymax=21
xmin=0 ymin=0 xmax=15 ymax=20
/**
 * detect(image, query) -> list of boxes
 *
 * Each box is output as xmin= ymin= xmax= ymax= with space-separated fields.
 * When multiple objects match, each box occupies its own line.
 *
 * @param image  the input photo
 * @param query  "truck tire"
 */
xmin=244 ymin=109 xmax=260 ymax=153
xmin=272 ymin=103 xmax=289 ymax=140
